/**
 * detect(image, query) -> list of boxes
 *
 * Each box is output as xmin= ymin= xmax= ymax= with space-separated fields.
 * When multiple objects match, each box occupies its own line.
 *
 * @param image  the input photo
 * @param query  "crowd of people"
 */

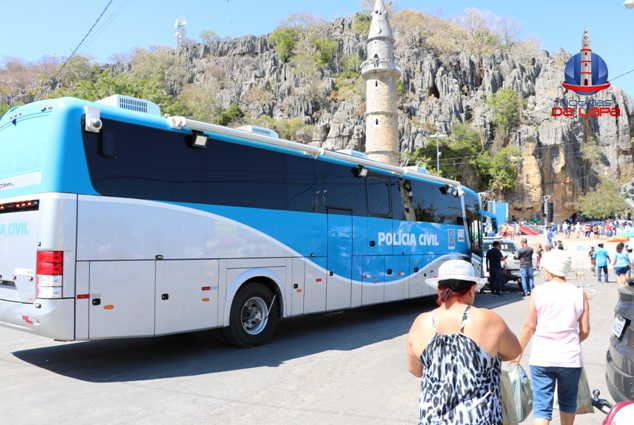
xmin=589 ymin=241 xmax=634 ymax=286
xmin=547 ymin=219 xmax=633 ymax=241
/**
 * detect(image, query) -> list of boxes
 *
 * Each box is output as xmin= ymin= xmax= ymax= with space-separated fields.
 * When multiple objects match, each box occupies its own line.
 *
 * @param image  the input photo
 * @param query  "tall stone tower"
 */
xmin=581 ymin=28 xmax=592 ymax=87
xmin=361 ymin=0 xmax=401 ymax=165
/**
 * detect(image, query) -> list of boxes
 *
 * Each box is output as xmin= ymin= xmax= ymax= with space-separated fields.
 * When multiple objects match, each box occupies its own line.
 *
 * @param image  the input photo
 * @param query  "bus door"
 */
xmin=361 ymin=216 xmax=392 ymax=306
xmin=88 ymin=261 xmax=155 ymax=338
xmin=326 ymin=208 xmax=352 ymax=310
xmin=361 ymin=175 xmax=392 ymax=305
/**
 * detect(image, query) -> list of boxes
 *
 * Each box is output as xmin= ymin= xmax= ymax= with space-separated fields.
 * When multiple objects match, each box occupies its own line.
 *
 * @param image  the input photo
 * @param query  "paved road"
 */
xmin=0 ymin=233 xmax=621 ymax=424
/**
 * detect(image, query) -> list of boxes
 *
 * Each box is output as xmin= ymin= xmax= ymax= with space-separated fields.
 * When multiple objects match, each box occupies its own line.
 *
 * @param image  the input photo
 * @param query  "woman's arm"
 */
xmin=511 ymin=292 xmax=538 ymax=363
xmin=579 ymin=291 xmax=590 ymax=342
xmin=406 ymin=314 xmax=426 ymax=378
xmin=496 ymin=318 xmax=521 ymax=362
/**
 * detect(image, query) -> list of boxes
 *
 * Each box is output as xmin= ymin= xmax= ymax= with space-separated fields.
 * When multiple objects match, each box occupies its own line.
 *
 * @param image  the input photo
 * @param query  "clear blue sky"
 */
xmin=3 ymin=0 xmax=634 ymax=97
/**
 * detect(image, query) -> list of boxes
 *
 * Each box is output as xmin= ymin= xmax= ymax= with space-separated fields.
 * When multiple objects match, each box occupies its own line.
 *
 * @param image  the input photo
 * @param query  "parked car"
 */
xmin=606 ymin=279 xmax=634 ymax=402
xmin=482 ymin=238 xmax=538 ymax=291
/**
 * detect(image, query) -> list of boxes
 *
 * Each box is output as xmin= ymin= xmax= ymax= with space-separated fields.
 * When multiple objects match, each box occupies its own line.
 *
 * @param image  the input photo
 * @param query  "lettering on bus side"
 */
xmin=0 ymin=222 xmax=30 ymax=236
xmin=377 ymin=232 xmax=439 ymax=246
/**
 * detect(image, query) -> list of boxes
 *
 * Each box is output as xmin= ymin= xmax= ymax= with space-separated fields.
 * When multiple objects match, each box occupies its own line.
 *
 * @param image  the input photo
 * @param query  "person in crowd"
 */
xmin=486 ymin=240 xmax=507 ymax=297
xmin=407 ymin=259 xmax=521 ymax=424
xmin=628 ymin=246 xmax=634 ymax=279
xmin=515 ymin=238 xmax=535 ymax=296
xmin=556 ymin=240 xmax=565 ymax=251
xmin=544 ymin=243 xmax=553 ymax=252
xmin=513 ymin=249 xmax=590 ymax=425
xmin=588 ymin=246 xmax=596 ymax=277
xmin=536 ymin=243 xmax=544 ymax=270
xmin=613 ymin=242 xmax=631 ymax=287
xmin=593 ymin=243 xmax=611 ymax=283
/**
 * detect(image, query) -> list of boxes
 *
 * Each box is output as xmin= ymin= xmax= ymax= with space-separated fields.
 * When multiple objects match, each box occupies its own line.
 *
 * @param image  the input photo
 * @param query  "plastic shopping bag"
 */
xmin=555 ymin=366 xmax=594 ymax=414
xmin=506 ymin=363 xmax=533 ymax=422
xmin=576 ymin=367 xmax=594 ymax=414
xmin=501 ymin=369 xmax=519 ymax=425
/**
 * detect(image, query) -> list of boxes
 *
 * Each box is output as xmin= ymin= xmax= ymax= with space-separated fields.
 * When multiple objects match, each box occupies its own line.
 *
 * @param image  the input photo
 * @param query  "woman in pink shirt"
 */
xmin=513 ymin=249 xmax=590 ymax=425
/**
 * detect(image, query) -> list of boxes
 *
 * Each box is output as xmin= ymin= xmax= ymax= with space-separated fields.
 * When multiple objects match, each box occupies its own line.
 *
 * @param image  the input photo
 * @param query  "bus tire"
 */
xmin=221 ymin=283 xmax=278 ymax=348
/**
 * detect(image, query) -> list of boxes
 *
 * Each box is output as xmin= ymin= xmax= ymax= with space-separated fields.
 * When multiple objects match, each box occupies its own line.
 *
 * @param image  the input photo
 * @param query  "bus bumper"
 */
xmin=0 ymin=298 xmax=76 ymax=341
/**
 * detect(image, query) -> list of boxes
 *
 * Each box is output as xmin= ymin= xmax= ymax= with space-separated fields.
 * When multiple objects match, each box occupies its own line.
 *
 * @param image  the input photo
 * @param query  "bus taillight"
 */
xmin=36 ymin=251 xmax=63 ymax=299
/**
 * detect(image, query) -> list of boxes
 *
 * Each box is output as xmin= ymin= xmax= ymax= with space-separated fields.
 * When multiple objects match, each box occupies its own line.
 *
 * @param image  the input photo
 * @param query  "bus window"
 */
xmin=367 ymin=175 xmax=391 ymax=217
xmin=409 ymin=180 xmax=462 ymax=224
xmin=464 ymin=191 xmax=483 ymax=256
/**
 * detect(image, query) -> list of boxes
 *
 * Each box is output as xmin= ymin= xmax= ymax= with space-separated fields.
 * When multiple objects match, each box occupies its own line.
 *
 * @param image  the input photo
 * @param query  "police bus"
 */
xmin=0 ymin=95 xmax=485 ymax=347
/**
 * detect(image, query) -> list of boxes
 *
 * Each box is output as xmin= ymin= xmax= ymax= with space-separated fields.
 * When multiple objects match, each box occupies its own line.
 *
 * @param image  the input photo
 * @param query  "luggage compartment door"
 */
xmin=88 ymin=261 xmax=155 ymax=339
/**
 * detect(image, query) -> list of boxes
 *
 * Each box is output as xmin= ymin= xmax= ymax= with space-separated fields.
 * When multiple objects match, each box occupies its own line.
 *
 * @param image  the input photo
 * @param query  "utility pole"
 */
xmin=543 ymin=195 xmax=552 ymax=245
xmin=429 ymin=133 xmax=447 ymax=175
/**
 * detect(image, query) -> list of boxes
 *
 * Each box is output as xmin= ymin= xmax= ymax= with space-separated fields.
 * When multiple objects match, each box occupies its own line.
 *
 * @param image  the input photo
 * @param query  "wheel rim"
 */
xmin=240 ymin=296 xmax=268 ymax=335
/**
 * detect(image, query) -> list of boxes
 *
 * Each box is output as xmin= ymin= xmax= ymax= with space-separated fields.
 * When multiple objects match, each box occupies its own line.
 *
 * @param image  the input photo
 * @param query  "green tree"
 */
xmin=53 ymin=68 xmax=187 ymax=117
xmin=578 ymin=178 xmax=628 ymax=219
xmin=0 ymin=104 xmax=10 ymax=120
xmin=487 ymin=146 xmax=521 ymax=195
xmin=436 ymin=123 xmax=481 ymax=181
xmin=216 ymin=103 xmax=244 ymax=126
xmin=129 ymin=47 xmax=189 ymax=94
xmin=351 ymin=12 xmax=371 ymax=35
xmin=56 ymin=55 xmax=99 ymax=88
xmin=338 ymin=54 xmax=362 ymax=77
xmin=252 ymin=115 xmax=309 ymax=140
xmin=486 ymin=88 xmax=524 ymax=142
xmin=313 ymin=38 xmax=338 ymax=68
xmin=407 ymin=122 xmax=520 ymax=197
xmin=178 ymin=83 xmax=221 ymax=122
xmin=200 ymin=30 xmax=220 ymax=43
xmin=406 ymin=123 xmax=480 ymax=179
xmin=269 ymin=26 xmax=300 ymax=63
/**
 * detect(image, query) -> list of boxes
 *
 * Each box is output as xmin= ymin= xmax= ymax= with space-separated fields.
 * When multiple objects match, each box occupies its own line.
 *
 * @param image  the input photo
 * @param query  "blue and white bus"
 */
xmin=0 ymin=95 xmax=485 ymax=347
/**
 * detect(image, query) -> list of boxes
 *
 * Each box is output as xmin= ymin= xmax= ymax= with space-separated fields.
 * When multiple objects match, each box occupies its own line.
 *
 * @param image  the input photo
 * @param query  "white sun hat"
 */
xmin=540 ymin=249 xmax=572 ymax=277
xmin=425 ymin=259 xmax=486 ymax=290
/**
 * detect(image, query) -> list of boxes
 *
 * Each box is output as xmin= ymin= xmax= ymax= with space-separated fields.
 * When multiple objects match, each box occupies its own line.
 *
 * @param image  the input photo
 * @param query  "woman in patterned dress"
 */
xmin=406 ymin=260 xmax=521 ymax=424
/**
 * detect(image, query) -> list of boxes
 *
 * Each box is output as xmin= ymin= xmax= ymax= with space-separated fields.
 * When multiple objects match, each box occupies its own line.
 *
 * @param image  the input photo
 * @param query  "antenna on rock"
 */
xmin=174 ymin=15 xmax=187 ymax=47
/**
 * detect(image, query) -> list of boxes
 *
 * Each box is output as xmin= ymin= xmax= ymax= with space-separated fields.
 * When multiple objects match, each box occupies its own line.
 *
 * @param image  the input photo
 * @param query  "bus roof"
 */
xmin=1 ymin=95 xmax=467 ymax=194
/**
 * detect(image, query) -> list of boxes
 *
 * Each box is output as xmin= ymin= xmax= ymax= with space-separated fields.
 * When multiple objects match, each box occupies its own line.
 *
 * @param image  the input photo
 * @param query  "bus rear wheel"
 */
xmin=221 ymin=283 xmax=278 ymax=348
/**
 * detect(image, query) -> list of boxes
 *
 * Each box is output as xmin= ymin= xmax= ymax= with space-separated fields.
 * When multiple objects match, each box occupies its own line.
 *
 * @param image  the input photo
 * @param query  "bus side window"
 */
xmin=101 ymin=129 xmax=118 ymax=159
xmin=367 ymin=175 xmax=391 ymax=217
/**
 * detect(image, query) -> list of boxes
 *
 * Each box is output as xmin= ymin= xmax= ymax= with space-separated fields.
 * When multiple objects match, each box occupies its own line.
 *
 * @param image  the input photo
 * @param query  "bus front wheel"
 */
xmin=221 ymin=283 xmax=278 ymax=348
